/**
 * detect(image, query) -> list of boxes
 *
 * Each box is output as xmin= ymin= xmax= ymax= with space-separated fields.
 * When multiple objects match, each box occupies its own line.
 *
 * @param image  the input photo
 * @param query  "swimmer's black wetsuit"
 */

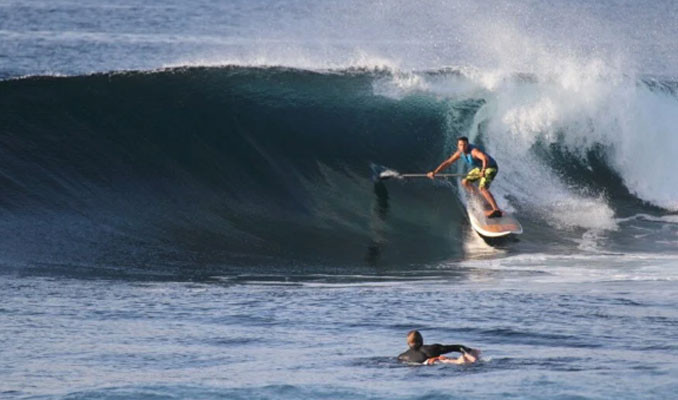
xmin=398 ymin=344 xmax=473 ymax=363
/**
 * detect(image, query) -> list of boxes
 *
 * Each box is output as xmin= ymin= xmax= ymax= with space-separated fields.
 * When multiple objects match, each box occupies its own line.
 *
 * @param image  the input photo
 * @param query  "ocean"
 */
xmin=1 ymin=1 xmax=677 ymax=399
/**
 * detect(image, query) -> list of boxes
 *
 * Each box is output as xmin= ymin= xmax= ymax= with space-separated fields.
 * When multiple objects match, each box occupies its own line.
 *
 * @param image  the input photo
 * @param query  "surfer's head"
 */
xmin=407 ymin=330 xmax=423 ymax=350
xmin=457 ymin=136 xmax=469 ymax=153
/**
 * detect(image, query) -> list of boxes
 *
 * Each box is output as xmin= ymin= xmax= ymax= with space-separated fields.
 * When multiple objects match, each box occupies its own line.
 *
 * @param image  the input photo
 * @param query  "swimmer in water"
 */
xmin=397 ymin=330 xmax=480 ymax=365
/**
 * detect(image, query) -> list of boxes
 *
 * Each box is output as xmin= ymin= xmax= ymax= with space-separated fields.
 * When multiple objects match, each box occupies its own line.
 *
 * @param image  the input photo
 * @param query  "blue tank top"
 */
xmin=461 ymin=144 xmax=497 ymax=168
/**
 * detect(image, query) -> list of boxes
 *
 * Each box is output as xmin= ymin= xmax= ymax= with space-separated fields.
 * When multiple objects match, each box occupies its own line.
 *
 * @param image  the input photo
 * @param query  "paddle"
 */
xmin=371 ymin=164 xmax=465 ymax=182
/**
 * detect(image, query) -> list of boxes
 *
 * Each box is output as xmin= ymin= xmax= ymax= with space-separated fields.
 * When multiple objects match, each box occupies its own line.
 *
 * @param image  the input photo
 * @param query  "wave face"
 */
xmin=1 ymin=66 xmax=677 ymax=271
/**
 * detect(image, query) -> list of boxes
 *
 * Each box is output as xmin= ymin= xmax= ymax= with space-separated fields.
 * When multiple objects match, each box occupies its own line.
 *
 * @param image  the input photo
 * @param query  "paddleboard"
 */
xmin=463 ymin=190 xmax=522 ymax=238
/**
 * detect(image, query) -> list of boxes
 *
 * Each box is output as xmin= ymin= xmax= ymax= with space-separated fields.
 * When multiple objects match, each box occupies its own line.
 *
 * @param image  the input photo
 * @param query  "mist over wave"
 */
xmin=2 ymin=0 xmax=678 ymax=78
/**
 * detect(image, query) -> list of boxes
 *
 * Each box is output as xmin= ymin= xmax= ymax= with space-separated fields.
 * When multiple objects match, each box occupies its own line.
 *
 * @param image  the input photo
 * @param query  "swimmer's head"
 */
xmin=407 ymin=330 xmax=423 ymax=349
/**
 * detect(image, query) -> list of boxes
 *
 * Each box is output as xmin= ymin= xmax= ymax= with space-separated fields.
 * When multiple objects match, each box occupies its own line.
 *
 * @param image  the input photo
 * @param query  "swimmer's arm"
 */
xmin=425 ymin=348 xmax=481 ymax=365
xmin=439 ymin=355 xmax=466 ymax=364
xmin=425 ymin=354 xmax=468 ymax=365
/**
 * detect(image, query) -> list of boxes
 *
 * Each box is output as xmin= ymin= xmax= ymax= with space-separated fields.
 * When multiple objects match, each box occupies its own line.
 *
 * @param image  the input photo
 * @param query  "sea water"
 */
xmin=1 ymin=1 xmax=678 ymax=398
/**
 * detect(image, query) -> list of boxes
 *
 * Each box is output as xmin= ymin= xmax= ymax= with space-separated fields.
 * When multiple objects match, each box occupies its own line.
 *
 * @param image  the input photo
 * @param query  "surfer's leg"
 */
xmin=480 ymin=188 xmax=502 ymax=216
xmin=463 ymin=168 xmax=482 ymax=194
xmin=461 ymin=178 xmax=476 ymax=192
xmin=478 ymin=168 xmax=501 ymax=217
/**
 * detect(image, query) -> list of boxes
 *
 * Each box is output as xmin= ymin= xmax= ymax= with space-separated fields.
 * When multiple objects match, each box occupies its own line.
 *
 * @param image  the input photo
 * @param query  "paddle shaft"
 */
xmin=400 ymin=173 xmax=466 ymax=178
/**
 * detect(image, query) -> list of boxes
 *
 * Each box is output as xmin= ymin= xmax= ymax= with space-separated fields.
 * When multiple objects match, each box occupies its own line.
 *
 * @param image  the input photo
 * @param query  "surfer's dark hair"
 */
xmin=457 ymin=136 xmax=469 ymax=143
xmin=407 ymin=330 xmax=423 ymax=349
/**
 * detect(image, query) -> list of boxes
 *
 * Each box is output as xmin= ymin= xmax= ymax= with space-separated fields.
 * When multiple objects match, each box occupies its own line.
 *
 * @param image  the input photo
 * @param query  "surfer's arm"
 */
xmin=471 ymin=148 xmax=490 ymax=175
xmin=428 ymin=151 xmax=460 ymax=178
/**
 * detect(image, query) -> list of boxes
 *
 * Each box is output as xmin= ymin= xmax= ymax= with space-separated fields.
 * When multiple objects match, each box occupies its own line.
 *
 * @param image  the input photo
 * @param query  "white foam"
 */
xmin=462 ymin=229 xmax=506 ymax=260
xmin=487 ymin=68 xmax=678 ymax=213
xmin=617 ymin=214 xmax=678 ymax=225
xmin=428 ymin=47 xmax=676 ymax=227
xmin=459 ymin=252 xmax=678 ymax=284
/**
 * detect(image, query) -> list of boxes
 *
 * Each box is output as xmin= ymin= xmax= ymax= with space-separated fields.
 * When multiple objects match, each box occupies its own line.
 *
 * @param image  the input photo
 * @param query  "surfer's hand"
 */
xmin=480 ymin=169 xmax=486 ymax=177
xmin=427 ymin=171 xmax=435 ymax=179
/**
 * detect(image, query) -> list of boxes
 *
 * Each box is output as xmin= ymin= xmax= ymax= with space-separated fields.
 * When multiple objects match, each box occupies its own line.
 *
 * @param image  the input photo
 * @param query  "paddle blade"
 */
xmin=377 ymin=169 xmax=402 ymax=180
xmin=370 ymin=163 xmax=402 ymax=182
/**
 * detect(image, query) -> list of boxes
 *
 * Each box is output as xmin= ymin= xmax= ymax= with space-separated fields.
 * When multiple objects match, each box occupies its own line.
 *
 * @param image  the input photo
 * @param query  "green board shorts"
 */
xmin=464 ymin=167 xmax=498 ymax=189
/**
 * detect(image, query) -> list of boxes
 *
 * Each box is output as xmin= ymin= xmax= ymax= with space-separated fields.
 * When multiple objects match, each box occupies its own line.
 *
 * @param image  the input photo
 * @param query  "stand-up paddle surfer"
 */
xmin=427 ymin=136 xmax=503 ymax=218
xmin=398 ymin=330 xmax=480 ymax=365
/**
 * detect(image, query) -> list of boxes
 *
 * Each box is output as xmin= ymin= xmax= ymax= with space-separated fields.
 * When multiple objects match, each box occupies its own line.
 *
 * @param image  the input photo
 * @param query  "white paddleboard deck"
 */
xmin=464 ymin=191 xmax=522 ymax=238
